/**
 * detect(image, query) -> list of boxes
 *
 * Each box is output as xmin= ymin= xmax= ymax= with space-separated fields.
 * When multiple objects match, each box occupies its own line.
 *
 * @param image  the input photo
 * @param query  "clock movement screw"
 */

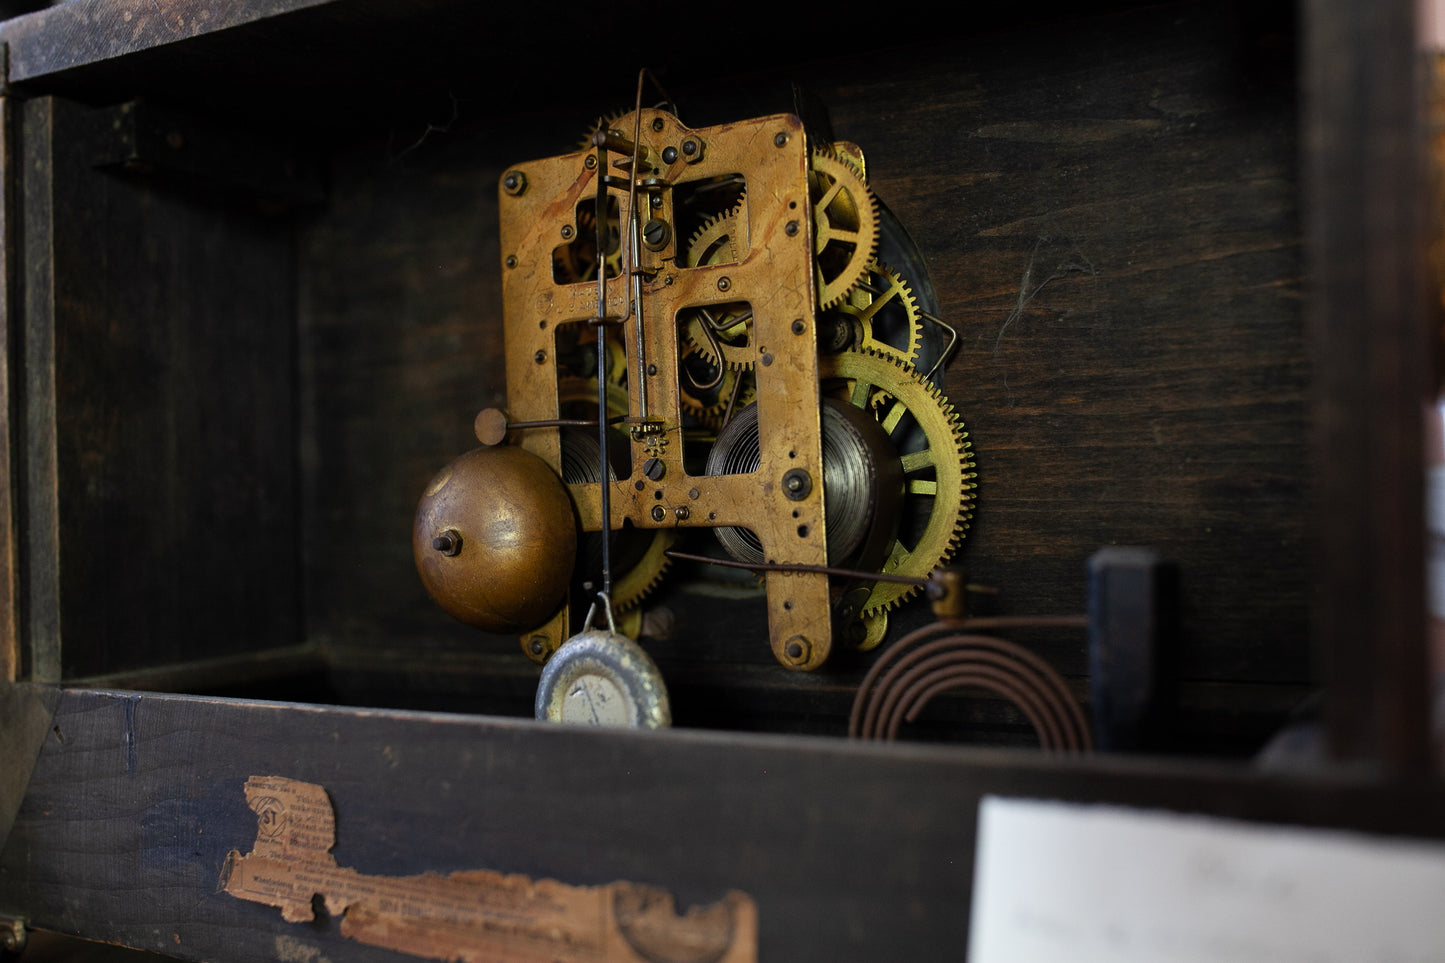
xmin=642 ymin=218 xmax=671 ymax=251
xmin=502 ymin=170 xmax=526 ymax=196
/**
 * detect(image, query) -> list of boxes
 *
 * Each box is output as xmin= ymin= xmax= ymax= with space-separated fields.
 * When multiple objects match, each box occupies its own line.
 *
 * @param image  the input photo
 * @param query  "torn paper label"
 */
xmin=222 ymin=775 xmax=756 ymax=963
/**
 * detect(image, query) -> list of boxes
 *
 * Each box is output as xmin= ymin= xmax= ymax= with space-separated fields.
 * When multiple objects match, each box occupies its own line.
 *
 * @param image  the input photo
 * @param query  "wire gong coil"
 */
xmin=850 ymin=624 xmax=1094 ymax=753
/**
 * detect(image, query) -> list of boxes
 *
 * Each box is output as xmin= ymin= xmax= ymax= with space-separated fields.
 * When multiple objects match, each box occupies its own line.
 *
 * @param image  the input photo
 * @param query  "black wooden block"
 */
xmin=1088 ymin=547 xmax=1179 ymax=752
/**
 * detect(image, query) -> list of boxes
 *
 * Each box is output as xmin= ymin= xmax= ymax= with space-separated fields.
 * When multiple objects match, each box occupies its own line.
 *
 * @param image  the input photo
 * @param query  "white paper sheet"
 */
xmin=968 ymin=795 xmax=1445 ymax=963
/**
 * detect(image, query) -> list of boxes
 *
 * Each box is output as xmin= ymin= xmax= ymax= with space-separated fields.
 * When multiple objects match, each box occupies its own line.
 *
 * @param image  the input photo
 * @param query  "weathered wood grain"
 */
xmin=1304 ymin=0 xmax=1431 ymax=767
xmin=0 ymin=81 xmax=20 ymax=683
xmin=2 ymin=688 xmax=1443 ymax=961
xmin=15 ymin=98 xmax=302 ymax=680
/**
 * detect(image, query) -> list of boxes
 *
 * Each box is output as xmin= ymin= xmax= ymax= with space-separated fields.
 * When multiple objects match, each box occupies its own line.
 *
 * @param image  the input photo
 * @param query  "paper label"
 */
xmin=222 ymin=775 xmax=757 ymax=963
xmin=968 ymin=795 xmax=1445 ymax=963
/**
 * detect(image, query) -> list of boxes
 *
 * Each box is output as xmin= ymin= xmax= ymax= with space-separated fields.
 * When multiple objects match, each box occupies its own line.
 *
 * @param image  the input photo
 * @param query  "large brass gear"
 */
xmin=809 ymin=148 xmax=879 ymax=310
xmin=680 ymin=208 xmax=754 ymax=370
xmin=611 ymin=527 xmax=678 ymax=613
xmin=830 ymin=259 xmax=924 ymax=366
xmin=681 ymin=205 xmax=746 ymax=268
xmin=818 ymin=347 xmax=975 ymax=616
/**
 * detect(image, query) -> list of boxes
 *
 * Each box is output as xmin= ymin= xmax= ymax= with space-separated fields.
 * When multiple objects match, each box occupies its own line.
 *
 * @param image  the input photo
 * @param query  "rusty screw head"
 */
xmin=651 ymin=193 xmax=663 ymax=208
xmin=674 ymin=506 xmax=690 ymax=521
xmin=642 ymin=457 xmax=665 ymax=481
xmin=505 ymin=255 xmax=517 ymax=269
xmin=717 ymin=276 xmax=731 ymax=293
xmin=534 ymin=349 xmax=547 ymax=364
xmin=561 ymin=224 xmax=574 ymax=240
xmin=647 ymin=363 xmax=658 ymax=376
xmin=785 ymin=220 xmax=800 ymax=237
xmin=681 ymin=139 xmax=698 ymax=156
xmin=527 ymin=636 xmax=547 ymax=656
xmin=791 ymin=318 xmax=806 ymax=335
xmin=650 ymin=505 xmax=666 ymax=522
xmin=652 ymin=117 xmax=666 ymax=132
xmin=662 ymin=146 xmax=678 ymax=164
xmin=775 ymin=131 xmax=789 ymax=147
xmin=432 ymin=530 xmax=463 ymax=557
xmin=502 ymin=170 xmax=526 ymax=196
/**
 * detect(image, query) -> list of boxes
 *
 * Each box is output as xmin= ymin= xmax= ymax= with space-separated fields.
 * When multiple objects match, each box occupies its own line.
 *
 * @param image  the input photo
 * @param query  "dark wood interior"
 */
xmin=2 ymin=0 xmax=1442 ymax=959
xmin=2 ymin=0 xmax=1316 ymax=755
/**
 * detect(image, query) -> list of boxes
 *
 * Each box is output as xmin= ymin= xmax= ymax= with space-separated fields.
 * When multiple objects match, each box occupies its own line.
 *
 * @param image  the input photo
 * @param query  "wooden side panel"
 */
xmin=0 ymin=75 xmax=20 ymax=682
xmin=1 ymin=690 xmax=1443 ymax=961
xmin=1304 ymin=0 xmax=1431 ymax=767
xmin=15 ymin=97 xmax=302 ymax=680
xmin=18 ymin=96 xmax=60 ymax=682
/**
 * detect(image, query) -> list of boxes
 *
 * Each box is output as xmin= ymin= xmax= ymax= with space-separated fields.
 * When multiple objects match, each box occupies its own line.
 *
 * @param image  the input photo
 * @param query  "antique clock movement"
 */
xmin=414 ymin=80 xmax=975 ymax=724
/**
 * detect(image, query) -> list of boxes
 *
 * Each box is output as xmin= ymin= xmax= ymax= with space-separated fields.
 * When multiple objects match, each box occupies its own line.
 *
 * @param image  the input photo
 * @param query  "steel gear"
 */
xmin=809 ymin=148 xmax=880 ymax=310
xmin=818 ymin=347 xmax=975 ymax=616
xmin=680 ymin=207 xmax=753 ymax=369
xmin=827 ymin=259 xmax=924 ymax=366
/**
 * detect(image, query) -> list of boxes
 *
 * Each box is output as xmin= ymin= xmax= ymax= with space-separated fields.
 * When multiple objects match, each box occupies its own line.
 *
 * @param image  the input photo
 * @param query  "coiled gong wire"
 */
xmin=849 ymin=622 xmax=1093 ymax=753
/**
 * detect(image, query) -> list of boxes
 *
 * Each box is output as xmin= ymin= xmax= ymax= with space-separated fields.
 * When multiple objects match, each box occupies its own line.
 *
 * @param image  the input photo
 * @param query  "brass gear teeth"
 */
xmin=816 ymin=346 xmax=975 ymax=617
xmin=838 ymin=258 xmax=925 ymax=366
xmin=683 ymin=203 xmax=746 ymax=267
xmin=612 ymin=530 xmax=679 ymax=612
xmin=577 ymin=110 xmax=629 ymax=151
xmin=681 ymin=204 xmax=753 ymax=370
xmin=684 ymin=310 xmax=754 ymax=371
xmin=678 ymin=354 xmax=756 ymax=431
xmin=809 ymin=148 xmax=881 ymax=310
